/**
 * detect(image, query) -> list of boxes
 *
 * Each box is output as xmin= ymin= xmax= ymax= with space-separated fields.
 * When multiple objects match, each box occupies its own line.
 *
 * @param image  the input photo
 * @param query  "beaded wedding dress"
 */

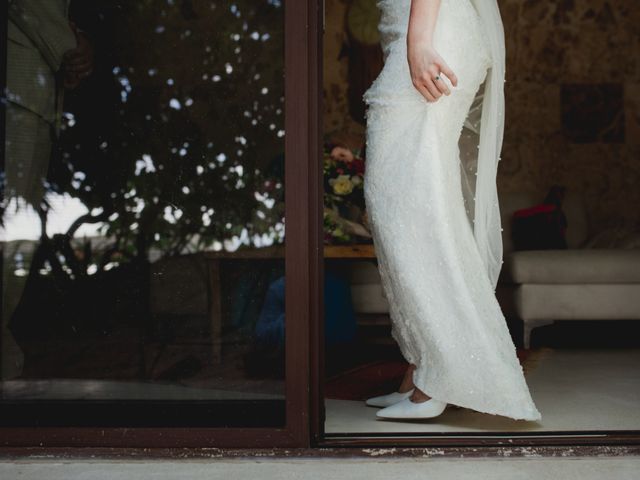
xmin=363 ymin=0 xmax=542 ymax=421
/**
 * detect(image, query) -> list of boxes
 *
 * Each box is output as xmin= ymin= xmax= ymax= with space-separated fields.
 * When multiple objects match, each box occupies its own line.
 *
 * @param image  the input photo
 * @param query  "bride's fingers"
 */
xmin=415 ymin=82 xmax=436 ymax=102
xmin=440 ymin=61 xmax=458 ymax=87
xmin=433 ymin=75 xmax=451 ymax=96
xmin=424 ymin=78 xmax=443 ymax=100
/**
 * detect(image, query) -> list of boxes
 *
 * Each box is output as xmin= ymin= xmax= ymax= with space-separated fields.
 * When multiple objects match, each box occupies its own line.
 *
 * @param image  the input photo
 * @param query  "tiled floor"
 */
xmin=325 ymin=348 xmax=640 ymax=433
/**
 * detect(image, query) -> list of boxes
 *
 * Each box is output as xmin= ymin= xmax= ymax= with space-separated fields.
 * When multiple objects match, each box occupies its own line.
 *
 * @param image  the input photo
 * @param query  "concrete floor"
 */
xmin=1 ymin=456 xmax=638 ymax=479
xmin=326 ymin=348 xmax=640 ymax=433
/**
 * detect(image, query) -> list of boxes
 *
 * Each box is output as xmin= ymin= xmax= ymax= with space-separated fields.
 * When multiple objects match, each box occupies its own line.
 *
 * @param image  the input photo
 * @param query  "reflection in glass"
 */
xmin=1 ymin=0 xmax=285 ymax=425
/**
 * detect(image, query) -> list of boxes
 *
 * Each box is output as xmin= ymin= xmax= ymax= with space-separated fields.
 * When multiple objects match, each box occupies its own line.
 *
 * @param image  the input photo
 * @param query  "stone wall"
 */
xmin=323 ymin=0 xmax=640 ymax=236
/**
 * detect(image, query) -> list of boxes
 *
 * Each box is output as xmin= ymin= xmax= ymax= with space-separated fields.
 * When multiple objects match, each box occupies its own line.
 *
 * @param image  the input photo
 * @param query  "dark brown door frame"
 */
xmin=7 ymin=0 xmax=637 ymax=453
xmin=308 ymin=0 xmax=325 ymax=448
xmin=0 ymin=0 xmax=322 ymax=449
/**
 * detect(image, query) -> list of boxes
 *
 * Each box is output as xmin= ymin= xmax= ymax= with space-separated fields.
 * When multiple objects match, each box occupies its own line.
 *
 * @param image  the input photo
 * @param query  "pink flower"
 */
xmin=330 ymin=146 xmax=355 ymax=163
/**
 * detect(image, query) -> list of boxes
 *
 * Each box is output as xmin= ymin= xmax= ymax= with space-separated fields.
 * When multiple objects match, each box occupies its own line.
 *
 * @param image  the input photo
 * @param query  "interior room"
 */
xmin=321 ymin=0 xmax=640 ymax=434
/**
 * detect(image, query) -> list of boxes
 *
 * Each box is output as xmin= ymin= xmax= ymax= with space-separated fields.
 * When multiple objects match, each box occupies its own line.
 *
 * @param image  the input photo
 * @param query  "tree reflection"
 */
xmin=52 ymin=0 xmax=285 ymax=263
xmin=2 ymin=0 xmax=286 ymax=380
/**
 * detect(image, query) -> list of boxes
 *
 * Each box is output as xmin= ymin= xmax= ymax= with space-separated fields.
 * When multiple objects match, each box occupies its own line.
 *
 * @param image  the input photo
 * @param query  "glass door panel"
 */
xmin=1 ymin=0 xmax=288 ymax=429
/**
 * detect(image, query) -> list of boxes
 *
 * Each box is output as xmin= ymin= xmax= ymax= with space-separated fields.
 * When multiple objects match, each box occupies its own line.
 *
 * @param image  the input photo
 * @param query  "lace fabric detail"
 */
xmin=363 ymin=0 xmax=491 ymax=107
xmin=363 ymin=0 xmax=541 ymax=421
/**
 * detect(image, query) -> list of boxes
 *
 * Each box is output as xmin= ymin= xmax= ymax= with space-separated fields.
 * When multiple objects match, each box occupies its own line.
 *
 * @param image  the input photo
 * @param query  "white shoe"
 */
xmin=376 ymin=396 xmax=448 ymax=419
xmin=365 ymin=389 xmax=414 ymax=408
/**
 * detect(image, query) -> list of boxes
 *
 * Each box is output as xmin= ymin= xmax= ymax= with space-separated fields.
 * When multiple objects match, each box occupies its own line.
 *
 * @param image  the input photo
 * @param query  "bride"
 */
xmin=362 ymin=0 xmax=542 ymax=421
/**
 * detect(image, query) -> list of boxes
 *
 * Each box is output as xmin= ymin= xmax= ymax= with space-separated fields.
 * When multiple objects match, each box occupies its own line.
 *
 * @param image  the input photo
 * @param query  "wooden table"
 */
xmin=203 ymin=243 xmax=376 ymax=363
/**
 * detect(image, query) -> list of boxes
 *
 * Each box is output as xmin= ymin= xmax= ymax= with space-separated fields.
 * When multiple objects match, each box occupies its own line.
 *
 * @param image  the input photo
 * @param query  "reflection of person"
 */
xmin=3 ymin=0 xmax=93 ymax=379
xmin=362 ymin=0 xmax=541 ymax=421
xmin=5 ymin=0 xmax=93 ymax=205
xmin=245 ymin=271 xmax=356 ymax=378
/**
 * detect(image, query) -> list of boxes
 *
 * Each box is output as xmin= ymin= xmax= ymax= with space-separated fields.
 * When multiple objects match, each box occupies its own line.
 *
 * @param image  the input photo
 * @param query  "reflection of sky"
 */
xmin=1 ymin=194 xmax=285 ymax=249
xmin=1 ymin=194 xmax=103 ymax=242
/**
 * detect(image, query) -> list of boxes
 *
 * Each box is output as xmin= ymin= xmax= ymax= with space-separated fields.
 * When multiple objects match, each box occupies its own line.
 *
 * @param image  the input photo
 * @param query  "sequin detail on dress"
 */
xmin=362 ymin=0 xmax=541 ymax=421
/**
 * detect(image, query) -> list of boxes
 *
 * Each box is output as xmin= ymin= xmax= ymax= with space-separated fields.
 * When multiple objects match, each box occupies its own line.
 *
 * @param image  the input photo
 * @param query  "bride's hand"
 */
xmin=407 ymin=41 xmax=458 ymax=103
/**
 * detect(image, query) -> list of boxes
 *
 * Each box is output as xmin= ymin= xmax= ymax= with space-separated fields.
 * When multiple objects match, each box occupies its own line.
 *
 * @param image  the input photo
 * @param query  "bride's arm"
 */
xmin=407 ymin=0 xmax=458 ymax=103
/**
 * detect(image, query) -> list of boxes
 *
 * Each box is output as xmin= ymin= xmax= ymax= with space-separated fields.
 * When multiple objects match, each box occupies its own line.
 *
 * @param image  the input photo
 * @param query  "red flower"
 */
xmin=351 ymin=157 xmax=365 ymax=174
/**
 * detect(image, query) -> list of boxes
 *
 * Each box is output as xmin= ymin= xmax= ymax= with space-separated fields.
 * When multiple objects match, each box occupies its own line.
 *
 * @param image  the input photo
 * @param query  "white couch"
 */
xmin=499 ymin=190 xmax=640 ymax=348
xmin=348 ymin=190 xmax=640 ymax=349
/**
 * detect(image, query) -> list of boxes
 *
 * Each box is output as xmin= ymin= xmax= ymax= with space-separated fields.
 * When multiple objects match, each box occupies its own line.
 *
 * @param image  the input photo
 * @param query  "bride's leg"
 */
xmin=365 ymin=363 xmax=417 ymax=407
xmin=398 ymin=364 xmax=417 ymax=393
xmin=410 ymin=387 xmax=432 ymax=403
xmin=400 ymin=364 xmax=433 ymax=403
xmin=404 ymin=364 xmax=432 ymax=403
xmin=399 ymin=363 xmax=433 ymax=402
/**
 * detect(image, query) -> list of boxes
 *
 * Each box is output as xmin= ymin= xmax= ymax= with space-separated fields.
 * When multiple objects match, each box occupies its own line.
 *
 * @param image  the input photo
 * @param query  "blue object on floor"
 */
xmin=254 ymin=276 xmax=286 ymax=348
xmin=324 ymin=269 xmax=357 ymax=345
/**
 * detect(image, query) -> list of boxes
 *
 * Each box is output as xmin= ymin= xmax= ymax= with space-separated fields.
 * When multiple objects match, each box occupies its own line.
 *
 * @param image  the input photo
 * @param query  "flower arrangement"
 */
xmin=323 ymin=144 xmax=371 ymax=244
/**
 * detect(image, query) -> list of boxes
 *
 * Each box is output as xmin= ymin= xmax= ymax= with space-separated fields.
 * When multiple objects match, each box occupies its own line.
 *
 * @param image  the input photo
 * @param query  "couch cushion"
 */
xmin=346 ymin=262 xmax=390 ymax=313
xmin=346 ymin=261 xmax=381 ymax=284
xmin=351 ymin=284 xmax=389 ymax=314
xmin=499 ymin=191 xmax=537 ymax=255
xmin=505 ymin=249 xmax=640 ymax=284
xmin=499 ymin=190 xmax=589 ymax=254
xmin=515 ymin=283 xmax=640 ymax=321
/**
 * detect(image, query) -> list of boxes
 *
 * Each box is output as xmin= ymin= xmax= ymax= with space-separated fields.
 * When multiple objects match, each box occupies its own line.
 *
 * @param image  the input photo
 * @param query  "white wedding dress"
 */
xmin=363 ymin=0 xmax=542 ymax=421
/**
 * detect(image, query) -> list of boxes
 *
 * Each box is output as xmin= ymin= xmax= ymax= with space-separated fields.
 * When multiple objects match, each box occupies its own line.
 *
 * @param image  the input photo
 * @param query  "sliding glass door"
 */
xmin=1 ymin=0 xmax=319 ymax=447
